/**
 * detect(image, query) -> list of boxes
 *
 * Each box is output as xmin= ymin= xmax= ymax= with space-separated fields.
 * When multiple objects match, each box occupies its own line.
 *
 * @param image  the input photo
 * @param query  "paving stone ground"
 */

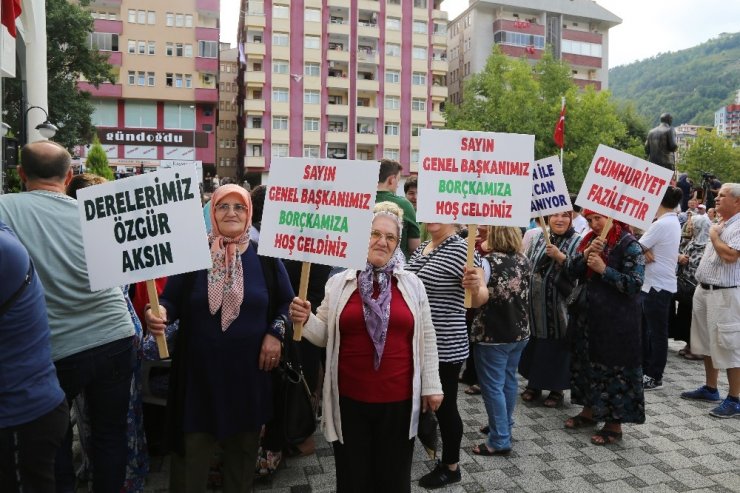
xmin=140 ymin=340 xmax=740 ymax=492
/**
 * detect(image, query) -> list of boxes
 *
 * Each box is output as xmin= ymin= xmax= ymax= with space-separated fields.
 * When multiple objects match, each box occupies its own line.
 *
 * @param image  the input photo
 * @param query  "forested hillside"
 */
xmin=608 ymin=32 xmax=740 ymax=127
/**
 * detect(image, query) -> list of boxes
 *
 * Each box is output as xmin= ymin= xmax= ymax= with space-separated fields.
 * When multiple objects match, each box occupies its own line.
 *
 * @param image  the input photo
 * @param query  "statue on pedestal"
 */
xmin=645 ymin=113 xmax=678 ymax=171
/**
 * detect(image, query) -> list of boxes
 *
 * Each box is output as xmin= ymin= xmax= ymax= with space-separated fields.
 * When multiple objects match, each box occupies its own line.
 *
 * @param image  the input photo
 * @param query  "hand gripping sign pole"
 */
xmin=293 ymin=261 xmax=311 ymax=341
xmin=537 ymin=215 xmax=552 ymax=246
xmin=146 ymin=280 xmax=170 ymax=358
xmin=463 ymin=224 xmax=476 ymax=308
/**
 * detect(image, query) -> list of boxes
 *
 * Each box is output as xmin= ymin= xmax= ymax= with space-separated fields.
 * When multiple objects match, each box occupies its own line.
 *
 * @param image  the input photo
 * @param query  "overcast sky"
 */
xmin=220 ymin=0 xmax=739 ymax=68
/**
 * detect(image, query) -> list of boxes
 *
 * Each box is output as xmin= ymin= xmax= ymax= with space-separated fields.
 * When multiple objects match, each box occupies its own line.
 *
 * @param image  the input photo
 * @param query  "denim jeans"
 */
xmin=474 ymin=339 xmax=528 ymax=451
xmin=54 ymin=336 xmax=135 ymax=493
xmin=641 ymin=288 xmax=673 ymax=382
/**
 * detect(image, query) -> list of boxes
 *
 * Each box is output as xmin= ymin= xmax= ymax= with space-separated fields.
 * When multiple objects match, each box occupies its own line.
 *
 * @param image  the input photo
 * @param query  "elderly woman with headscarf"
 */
xmin=289 ymin=202 xmax=443 ymax=493
xmin=145 ymin=184 xmax=294 ymax=492
xmin=564 ymin=210 xmax=646 ymax=446
xmin=670 ymin=212 xmax=712 ymax=359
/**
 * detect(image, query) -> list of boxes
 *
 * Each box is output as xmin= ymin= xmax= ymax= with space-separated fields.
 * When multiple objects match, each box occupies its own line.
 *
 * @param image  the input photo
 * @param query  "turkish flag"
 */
xmin=1 ymin=0 xmax=22 ymax=38
xmin=553 ymin=104 xmax=565 ymax=149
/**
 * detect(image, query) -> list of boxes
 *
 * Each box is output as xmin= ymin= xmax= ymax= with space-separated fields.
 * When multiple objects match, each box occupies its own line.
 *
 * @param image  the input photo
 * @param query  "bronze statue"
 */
xmin=645 ymin=113 xmax=678 ymax=171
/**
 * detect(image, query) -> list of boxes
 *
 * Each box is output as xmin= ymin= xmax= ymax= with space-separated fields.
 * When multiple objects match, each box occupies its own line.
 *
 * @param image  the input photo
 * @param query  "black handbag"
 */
xmin=676 ymin=272 xmax=697 ymax=298
xmin=277 ymin=322 xmax=317 ymax=446
xmin=554 ymin=268 xmax=575 ymax=299
xmin=565 ymin=281 xmax=587 ymax=312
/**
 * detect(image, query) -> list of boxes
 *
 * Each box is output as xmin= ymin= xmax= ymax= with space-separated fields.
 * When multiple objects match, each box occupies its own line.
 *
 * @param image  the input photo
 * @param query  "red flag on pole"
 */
xmin=1 ymin=0 xmax=23 ymax=38
xmin=553 ymin=100 xmax=566 ymax=149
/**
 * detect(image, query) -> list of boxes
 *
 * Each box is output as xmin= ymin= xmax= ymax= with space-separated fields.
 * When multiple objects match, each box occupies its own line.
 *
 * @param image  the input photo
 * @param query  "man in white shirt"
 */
xmin=572 ymin=200 xmax=589 ymax=234
xmin=640 ymin=187 xmax=683 ymax=390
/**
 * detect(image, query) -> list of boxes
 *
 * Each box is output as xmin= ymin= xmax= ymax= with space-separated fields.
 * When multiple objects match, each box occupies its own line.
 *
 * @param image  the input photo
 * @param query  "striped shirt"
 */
xmin=695 ymin=213 xmax=740 ymax=287
xmin=407 ymin=235 xmax=482 ymax=363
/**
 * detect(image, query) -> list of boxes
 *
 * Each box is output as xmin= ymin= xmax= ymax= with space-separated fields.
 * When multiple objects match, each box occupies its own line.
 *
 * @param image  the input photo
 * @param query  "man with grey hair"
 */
xmin=0 ymin=141 xmax=135 ymax=490
xmin=681 ymin=183 xmax=740 ymax=418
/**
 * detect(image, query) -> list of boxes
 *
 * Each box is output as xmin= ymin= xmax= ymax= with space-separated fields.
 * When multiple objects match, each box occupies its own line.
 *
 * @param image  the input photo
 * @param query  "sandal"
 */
xmin=520 ymin=388 xmax=541 ymax=402
xmin=590 ymin=428 xmax=622 ymax=446
xmin=678 ymin=345 xmax=689 ymax=357
xmin=564 ymin=414 xmax=596 ymax=429
xmin=543 ymin=391 xmax=564 ymax=408
xmin=472 ymin=443 xmax=511 ymax=456
xmin=464 ymin=384 xmax=481 ymax=395
xmin=479 ymin=425 xmax=489 ymax=435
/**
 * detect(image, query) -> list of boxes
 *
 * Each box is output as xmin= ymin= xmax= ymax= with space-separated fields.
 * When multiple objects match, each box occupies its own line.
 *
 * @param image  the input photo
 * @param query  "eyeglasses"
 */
xmin=370 ymin=230 xmax=399 ymax=244
xmin=215 ymin=203 xmax=248 ymax=214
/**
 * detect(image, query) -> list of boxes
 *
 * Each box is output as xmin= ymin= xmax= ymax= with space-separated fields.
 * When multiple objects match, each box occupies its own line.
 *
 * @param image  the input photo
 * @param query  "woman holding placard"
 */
xmin=288 ymin=202 xmax=443 ymax=493
xmin=145 ymin=184 xmax=294 ymax=492
xmin=519 ymin=212 xmax=581 ymax=408
xmin=564 ymin=211 xmax=646 ymax=446
xmin=407 ymin=223 xmax=487 ymax=488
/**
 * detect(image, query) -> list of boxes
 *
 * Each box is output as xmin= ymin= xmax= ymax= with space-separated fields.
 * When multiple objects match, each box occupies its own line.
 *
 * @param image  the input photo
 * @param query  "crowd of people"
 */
xmin=1 ymin=142 xmax=739 ymax=493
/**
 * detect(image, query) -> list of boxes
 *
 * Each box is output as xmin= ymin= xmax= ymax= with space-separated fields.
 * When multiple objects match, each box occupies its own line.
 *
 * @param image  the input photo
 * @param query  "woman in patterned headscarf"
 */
xmin=145 ymin=184 xmax=294 ymax=492
xmin=289 ymin=201 xmax=443 ymax=493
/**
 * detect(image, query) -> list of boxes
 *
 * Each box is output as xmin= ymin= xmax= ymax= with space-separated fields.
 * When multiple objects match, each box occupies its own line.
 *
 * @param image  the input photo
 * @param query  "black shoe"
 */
xmin=418 ymin=461 xmax=462 ymax=489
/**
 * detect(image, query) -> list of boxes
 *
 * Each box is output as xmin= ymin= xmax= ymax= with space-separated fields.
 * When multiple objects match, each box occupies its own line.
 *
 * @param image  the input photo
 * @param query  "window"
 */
xmin=175 ymin=14 xmax=184 ymax=27
xmin=305 ymin=9 xmax=320 ymax=22
xmin=91 ymin=100 xmax=118 ymax=126
xmin=386 ymin=17 xmax=401 ymax=30
xmin=175 ymin=73 xmax=183 ymax=88
xmin=304 ymin=118 xmax=320 ymax=131
xmin=163 ymin=104 xmax=196 ymax=129
xmin=166 ymin=73 xmax=173 ymax=87
xmin=166 ymin=13 xmax=174 ymax=26
xmin=412 ymin=47 xmax=427 ymax=60
xmin=88 ymin=32 xmax=119 ymax=51
xmin=414 ymin=0 xmax=427 ymax=7
xmin=411 ymin=150 xmax=419 ymax=163
xmin=250 ymin=144 xmax=263 ymax=157
xmin=273 ymin=88 xmax=289 ymax=102
xmin=303 ymin=145 xmax=320 ymax=158
xmin=127 ymin=70 xmax=135 ymax=85
xmin=165 ymin=43 xmax=173 ymax=56
xmin=412 ymin=124 xmax=425 ymax=136
xmin=384 ymin=148 xmax=399 ymax=160
xmin=128 ymin=39 xmax=136 ymax=53
xmin=198 ymin=41 xmax=218 ymax=58
xmin=184 ymin=44 xmax=193 ymax=57
xmin=138 ymin=41 xmax=146 ymax=54
xmin=384 ymin=122 xmax=399 ymax=136
xmin=147 ymin=11 xmax=155 ymax=24
xmin=128 ymin=9 xmax=136 ymax=23
xmin=413 ymin=21 xmax=427 ymax=34
xmin=185 ymin=15 xmax=193 ymax=27
xmin=272 ymin=144 xmax=289 ymax=157
xmin=304 ymin=62 xmax=320 ymax=77
xmin=384 ymin=96 xmax=400 ymax=110
xmin=304 ymin=36 xmax=320 ymax=49
xmin=273 ymin=32 xmax=289 ymax=46
xmin=385 ymin=70 xmax=400 ymax=83
xmin=273 ymin=116 xmax=288 ymax=130
xmin=412 ymin=72 xmax=427 ymax=85
xmin=248 ymin=116 xmax=262 ymax=128
xmin=273 ymin=5 xmax=289 ymax=18
xmin=412 ymin=98 xmax=426 ymax=111
xmin=386 ymin=43 xmax=400 ymax=57
xmin=137 ymin=71 xmax=146 ymax=86
xmin=137 ymin=10 xmax=146 ymax=24
xmin=176 ymin=43 xmax=183 ymax=57
xmin=304 ymin=90 xmax=320 ymax=104
xmin=272 ymin=60 xmax=288 ymax=74
xmin=185 ymin=74 xmax=192 ymax=88
xmin=148 ymin=41 xmax=155 ymax=55
xmin=147 ymin=72 xmax=155 ymax=86
xmin=125 ymin=101 xmax=157 ymax=128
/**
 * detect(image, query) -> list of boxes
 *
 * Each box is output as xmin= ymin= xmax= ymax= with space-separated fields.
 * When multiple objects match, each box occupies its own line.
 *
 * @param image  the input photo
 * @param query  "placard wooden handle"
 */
xmin=293 ymin=262 xmax=311 ymax=341
xmin=463 ymin=224 xmax=476 ymax=308
xmin=146 ymin=279 xmax=169 ymax=359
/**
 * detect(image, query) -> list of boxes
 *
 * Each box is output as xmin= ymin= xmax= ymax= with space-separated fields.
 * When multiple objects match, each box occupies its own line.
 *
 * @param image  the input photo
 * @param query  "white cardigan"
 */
xmin=302 ymin=267 xmax=443 ymax=443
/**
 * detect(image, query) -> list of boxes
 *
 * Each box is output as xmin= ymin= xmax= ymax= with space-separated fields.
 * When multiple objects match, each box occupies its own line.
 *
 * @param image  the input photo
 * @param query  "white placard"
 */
xmin=574 ymin=144 xmax=674 ymax=231
xmin=530 ymin=155 xmax=572 ymax=217
xmin=417 ymin=129 xmax=534 ymax=226
xmin=258 ymin=158 xmax=380 ymax=270
xmin=160 ymin=159 xmax=203 ymax=185
xmin=77 ymin=164 xmax=212 ymax=291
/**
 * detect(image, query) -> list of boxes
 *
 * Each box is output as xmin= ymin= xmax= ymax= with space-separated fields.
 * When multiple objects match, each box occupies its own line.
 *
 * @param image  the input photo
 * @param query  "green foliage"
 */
xmin=445 ymin=47 xmax=631 ymax=189
xmin=85 ymin=135 xmax=114 ymax=180
xmin=1 ymin=0 xmax=114 ymax=151
xmin=609 ymin=32 xmax=740 ymax=127
xmin=2 ymin=169 xmax=22 ymax=193
xmin=681 ymin=130 xmax=740 ymax=183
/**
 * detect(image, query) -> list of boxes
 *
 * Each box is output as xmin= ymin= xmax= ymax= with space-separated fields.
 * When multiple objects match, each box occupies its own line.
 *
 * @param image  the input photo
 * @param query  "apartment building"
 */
xmin=715 ymin=99 xmax=740 ymax=138
xmin=242 ymin=0 xmax=449 ymax=176
xmin=77 ymin=0 xmax=220 ymax=178
xmin=217 ymin=44 xmax=239 ymax=178
xmin=675 ymin=123 xmax=713 ymax=165
xmin=447 ymin=0 xmax=621 ymax=106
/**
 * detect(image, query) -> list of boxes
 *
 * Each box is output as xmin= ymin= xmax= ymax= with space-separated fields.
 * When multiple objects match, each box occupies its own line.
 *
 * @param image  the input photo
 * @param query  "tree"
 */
xmin=2 ymin=0 xmax=114 ymax=151
xmin=445 ymin=47 xmax=630 ymax=189
xmin=85 ymin=135 xmax=114 ymax=180
xmin=680 ymin=130 xmax=740 ymax=184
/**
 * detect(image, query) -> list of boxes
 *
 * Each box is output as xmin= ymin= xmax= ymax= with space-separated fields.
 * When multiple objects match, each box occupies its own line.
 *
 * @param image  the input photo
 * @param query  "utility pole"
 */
xmin=235 ymin=0 xmax=247 ymax=186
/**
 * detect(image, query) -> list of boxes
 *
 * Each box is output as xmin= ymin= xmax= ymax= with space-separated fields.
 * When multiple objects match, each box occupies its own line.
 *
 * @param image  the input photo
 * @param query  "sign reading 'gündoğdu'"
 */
xmin=575 ymin=144 xmax=674 ymax=232
xmin=76 ymin=163 xmax=212 ymax=291
xmin=258 ymin=158 xmax=380 ymax=270
xmin=416 ymin=129 xmax=535 ymax=227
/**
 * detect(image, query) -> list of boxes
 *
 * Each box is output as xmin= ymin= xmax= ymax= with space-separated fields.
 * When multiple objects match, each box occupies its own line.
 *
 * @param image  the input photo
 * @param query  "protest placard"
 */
xmin=416 ymin=129 xmax=534 ymax=227
xmin=575 ymin=144 xmax=674 ymax=232
xmin=259 ymin=158 xmax=380 ymax=339
xmin=530 ymin=155 xmax=572 ymax=217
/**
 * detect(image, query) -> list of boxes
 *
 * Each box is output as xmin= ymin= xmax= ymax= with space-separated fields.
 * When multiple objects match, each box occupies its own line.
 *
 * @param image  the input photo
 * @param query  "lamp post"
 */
xmin=22 ymin=106 xmax=58 ymax=146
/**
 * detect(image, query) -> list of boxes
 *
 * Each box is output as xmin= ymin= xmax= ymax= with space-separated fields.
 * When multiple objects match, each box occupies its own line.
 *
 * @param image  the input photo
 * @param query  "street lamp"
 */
xmin=23 ymin=106 xmax=58 ymax=145
xmin=0 ymin=122 xmax=9 ymax=137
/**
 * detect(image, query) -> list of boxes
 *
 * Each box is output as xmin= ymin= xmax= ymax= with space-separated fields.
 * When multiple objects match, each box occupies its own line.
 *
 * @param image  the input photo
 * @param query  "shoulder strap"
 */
xmin=0 ymin=260 xmax=33 ymax=318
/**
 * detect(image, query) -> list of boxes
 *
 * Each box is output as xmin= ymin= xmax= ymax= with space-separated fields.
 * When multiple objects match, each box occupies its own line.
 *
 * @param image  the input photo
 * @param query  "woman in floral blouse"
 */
xmin=466 ymin=226 xmax=531 ymax=456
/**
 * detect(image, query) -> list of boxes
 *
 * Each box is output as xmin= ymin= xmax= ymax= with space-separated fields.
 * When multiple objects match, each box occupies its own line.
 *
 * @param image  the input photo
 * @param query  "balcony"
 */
xmin=431 ymin=85 xmax=447 ymax=99
xmin=245 ymin=128 xmax=265 ymax=140
xmin=326 ymin=130 xmax=350 ymax=144
xmin=356 ymin=106 xmax=379 ymax=118
xmin=562 ymin=53 xmax=602 ymax=69
xmin=106 ymin=51 xmax=122 ymax=66
xmin=196 ymin=0 xmax=219 ymax=17
xmin=357 ymin=50 xmax=379 ymax=64
xmin=196 ymin=27 xmax=219 ymax=42
xmin=358 ymin=23 xmax=379 ymax=38
xmin=245 ymin=99 xmax=265 ymax=112
xmin=195 ymin=57 xmax=218 ymax=72
xmin=245 ymin=71 xmax=265 ymax=84
xmin=246 ymin=156 xmax=266 ymax=168
xmin=430 ymin=111 xmax=445 ymax=124
xmin=245 ymin=42 xmax=265 ymax=57
xmin=432 ymin=9 xmax=448 ymax=21
xmin=195 ymin=88 xmax=218 ymax=102
xmin=327 ymin=0 xmax=345 ymax=6
xmin=327 ymin=76 xmax=350 ymax=89
xmin=356 ymin=132 xmax=378 ymax=145
xmin=431 ymin=59 xmax=448 ymax=73
xmin=326 ymin=103 xmax=350 ymax=116
xmin=94 ymin=19 xmax=122 ymax=35
xmin=77 ymin=81 xmax=122 ymax=98
xmin=357 ymin=79 xmax=379 ymax=92
xmin=358 ymin=1 xmax=380 ymax=11
xmin=327 ymin=49 xmax=350 ymax=63
xmin=573 ymin=79 xmax=602 ymax=91
xmin=90 ymin=0 xmax=121 ymax=7
xmin=328 ymin=21 xmax=350 ymax=36
xmin=246 ymin=14 xmax=266 ymax=28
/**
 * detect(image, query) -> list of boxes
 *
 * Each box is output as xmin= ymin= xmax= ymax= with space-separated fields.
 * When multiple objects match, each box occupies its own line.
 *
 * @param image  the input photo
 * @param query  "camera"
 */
xmin=700 ymin=171 xmax=715 ymax=180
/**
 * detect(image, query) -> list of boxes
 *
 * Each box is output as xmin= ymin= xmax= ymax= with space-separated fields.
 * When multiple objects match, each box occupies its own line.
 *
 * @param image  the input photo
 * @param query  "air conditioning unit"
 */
xmin=204 ymin=75 xmax=213 ymax=83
